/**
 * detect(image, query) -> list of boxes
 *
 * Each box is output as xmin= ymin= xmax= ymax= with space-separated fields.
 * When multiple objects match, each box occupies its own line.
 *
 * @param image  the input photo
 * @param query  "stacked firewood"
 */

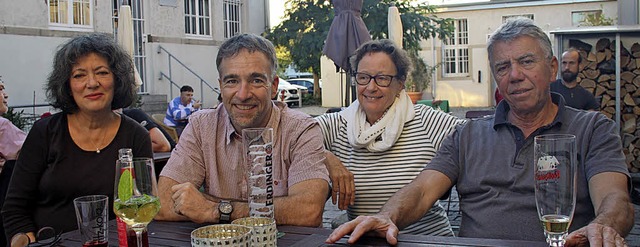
xmin=575 ymin=38 xmax=640 ymax=172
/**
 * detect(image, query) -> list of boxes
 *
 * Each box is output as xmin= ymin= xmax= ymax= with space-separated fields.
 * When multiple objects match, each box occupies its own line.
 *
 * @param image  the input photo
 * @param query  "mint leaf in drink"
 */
xmin=118 ymin=169 xmax=133 ymax=201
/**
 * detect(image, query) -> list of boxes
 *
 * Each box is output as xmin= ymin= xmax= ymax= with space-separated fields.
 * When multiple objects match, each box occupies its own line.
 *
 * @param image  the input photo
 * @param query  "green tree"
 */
xmin=267 ymin=0 xmax=332 ymax=98
xmin=267 ymin=0 xmax=453 ymax=98
xmin=3 ymin=107 xmax=27 ymax=130
xmin=580 ymin=5 xmax=615 ymax=26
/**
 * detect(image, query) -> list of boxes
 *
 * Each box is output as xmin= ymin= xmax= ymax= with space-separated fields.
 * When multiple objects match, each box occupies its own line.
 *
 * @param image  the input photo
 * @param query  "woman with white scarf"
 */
xmin=316 ymin=39 xmax=463 ymax=236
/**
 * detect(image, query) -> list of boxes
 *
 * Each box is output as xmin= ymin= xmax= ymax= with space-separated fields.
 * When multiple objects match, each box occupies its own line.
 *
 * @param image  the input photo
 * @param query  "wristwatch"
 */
xmin=218 ymin=200 xmax=233 ymax=223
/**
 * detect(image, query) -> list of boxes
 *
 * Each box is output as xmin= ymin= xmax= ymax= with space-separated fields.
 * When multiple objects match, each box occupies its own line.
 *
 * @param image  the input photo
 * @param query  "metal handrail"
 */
xmin=157 ymin=45 xmax=220 ymax=104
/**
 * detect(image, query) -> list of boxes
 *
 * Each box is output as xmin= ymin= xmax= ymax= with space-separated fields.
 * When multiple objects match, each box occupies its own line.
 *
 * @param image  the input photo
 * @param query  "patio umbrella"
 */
xmin=323 ymin=0 xmax=371 ymax=105
xmin=323 ymin=0 xmax=371 ymax=71
xmin=117 ymin=5 xmax=143 ymax=89
xmin=388 ymin=4 xmax=403 ymax=48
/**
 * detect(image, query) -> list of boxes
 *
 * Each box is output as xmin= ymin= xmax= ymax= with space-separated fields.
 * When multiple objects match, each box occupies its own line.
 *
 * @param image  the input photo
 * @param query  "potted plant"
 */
xmin=405 ymin=52 xmax=437 ymax=104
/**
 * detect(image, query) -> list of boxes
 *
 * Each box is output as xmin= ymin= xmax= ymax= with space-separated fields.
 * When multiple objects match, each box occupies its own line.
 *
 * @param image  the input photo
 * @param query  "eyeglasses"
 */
xmin=10 ymin=227 xmax=62 ymax=247
xmin=353 ymin=72 xmax=396 ymax=87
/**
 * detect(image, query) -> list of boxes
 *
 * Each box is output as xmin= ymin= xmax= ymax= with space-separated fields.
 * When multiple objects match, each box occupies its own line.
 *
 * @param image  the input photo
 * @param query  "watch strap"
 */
xmin=218 ymin=200 xmax=232 ymax=223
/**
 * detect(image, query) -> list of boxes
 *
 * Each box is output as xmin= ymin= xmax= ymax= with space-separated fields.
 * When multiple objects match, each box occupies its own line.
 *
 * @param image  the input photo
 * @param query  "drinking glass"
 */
xmin=74 ymin=195 xmax=109 ymax=247
xmin=534 ymin=134 xmax=577 ymax=247
xmin=114 ymin=157 xmax=160 ymax=247
xmin=242 ymin=128 xmax=275 ymax=218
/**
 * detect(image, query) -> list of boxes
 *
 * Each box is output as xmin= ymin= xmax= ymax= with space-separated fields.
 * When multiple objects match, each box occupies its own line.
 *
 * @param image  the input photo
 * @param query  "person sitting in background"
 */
xmin=316 ymin=39 xmax=462 ymax=236
xmin=0 ymin=79 xmax=26 ymax=247
xmin=2 ymin=33 xmax=152 ymax=243
xmin=327 ymin=18 xmax=632 ymax=246
xmin=163 ymin=85 xmax=201 ymax=136
xmin=156 ymin=33 xmax=329 ymax=227
xmin=121 ymin=108 xmax=175 ymax=152
xmin=550 ymin=47 xmax=599 ymax=111
xmin=0 ymin=80 xmax=26 ymax=173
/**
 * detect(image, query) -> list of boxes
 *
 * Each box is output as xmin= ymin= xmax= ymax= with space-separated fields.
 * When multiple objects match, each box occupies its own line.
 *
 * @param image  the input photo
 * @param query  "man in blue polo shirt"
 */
xmin=164 ymin=85 xmax=202 ymax=136
xmin=326 ymin=18 xmax=632 ymax=247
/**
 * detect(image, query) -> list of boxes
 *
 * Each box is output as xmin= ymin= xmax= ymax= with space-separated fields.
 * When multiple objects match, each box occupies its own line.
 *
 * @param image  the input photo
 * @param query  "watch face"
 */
xmin=219 ymin=202 xmax=233 ymax=214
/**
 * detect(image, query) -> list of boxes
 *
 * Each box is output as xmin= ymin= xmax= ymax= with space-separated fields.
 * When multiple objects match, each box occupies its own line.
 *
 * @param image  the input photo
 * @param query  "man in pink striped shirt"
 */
xmin=156 ymin=34 xmax=330 ymax=227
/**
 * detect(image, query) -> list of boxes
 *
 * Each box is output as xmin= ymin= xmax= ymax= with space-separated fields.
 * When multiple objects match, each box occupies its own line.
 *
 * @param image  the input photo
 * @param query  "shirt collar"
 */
xmin=224 ymin=101 xmax=284 ymax=144
xmin=493 ymin=92 xmax=566 ymax=130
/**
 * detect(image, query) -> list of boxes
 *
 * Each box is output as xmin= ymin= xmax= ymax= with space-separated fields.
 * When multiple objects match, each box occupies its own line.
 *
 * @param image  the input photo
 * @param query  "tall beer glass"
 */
xmin=534 ymin=134 xmax=577 ymax=247
xmin=242 ymin=128 xmax=275 ymax=218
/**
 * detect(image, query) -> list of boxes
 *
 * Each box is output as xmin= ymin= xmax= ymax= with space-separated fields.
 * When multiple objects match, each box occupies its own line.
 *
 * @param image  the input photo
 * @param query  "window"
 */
xmin=223 ymin=0 xmax=242 ymax=38
xmin=184 ymin=0 xmax=211 ymax=36
xmin=502 ymin=14 xmax=534 ymax=23
xmin=48 ymin=0 xmax=92 ymax=28
xmin=572 ymin=10 xmax=602 ymax=26
xmin=443 ymin=19 xmax=469 ymax=77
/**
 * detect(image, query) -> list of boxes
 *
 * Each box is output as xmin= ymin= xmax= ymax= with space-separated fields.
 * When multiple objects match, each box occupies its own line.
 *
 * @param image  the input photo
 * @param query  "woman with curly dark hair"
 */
xmin=2 ymin=33 xmax=152 ymax=243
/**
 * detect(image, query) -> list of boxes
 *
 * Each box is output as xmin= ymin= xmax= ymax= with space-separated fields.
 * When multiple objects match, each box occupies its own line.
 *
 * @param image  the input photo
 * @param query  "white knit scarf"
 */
xmin=339 ymin=90 xmax=415 ymax=152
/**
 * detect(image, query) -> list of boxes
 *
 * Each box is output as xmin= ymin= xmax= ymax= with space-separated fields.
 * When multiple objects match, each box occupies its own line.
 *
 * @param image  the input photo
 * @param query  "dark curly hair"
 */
xmin=46 ymin=33 xmax=136 ymax=113
xmin=349 ymin=39 xmax=412 ymax=81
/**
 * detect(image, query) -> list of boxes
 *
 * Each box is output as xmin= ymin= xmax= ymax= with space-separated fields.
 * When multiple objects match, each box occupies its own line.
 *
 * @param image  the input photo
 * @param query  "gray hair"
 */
xmin=46 ymin=33 xmax=136 ymax=113
xmin=487 ymin=18 xmax=553 ymax=64
xmin=349 ymin=39 xmax=412 ymax=81
xmin=216 ymin=33 xmax=278 ymax=78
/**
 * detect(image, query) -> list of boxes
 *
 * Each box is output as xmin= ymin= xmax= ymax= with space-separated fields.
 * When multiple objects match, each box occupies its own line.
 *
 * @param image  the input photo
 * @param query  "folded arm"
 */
xmin=156 ymin=176 xmax=328 ymax=226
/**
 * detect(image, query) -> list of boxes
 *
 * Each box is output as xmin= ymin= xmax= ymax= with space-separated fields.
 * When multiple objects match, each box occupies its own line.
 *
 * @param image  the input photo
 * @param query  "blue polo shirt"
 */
xmin=426 ymin=93 xmax=629 ymax=241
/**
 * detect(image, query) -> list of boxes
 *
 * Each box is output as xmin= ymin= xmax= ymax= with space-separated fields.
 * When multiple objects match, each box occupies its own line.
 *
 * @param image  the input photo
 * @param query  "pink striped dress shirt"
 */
xmin=160 ymin=101 xmax=329 ymax=200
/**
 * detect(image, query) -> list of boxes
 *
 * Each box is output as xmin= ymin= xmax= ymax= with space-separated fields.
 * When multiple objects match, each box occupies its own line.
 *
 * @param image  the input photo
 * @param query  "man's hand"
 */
xmin=171 ymin=182 xmax=216 ymax=223
xmin=325 ymin=151 xmax=355 ymax=210
xmin=193 ymin=100 xmax=202 ymax=109
xmin=325 ymin=215 xmax=399 ymax=245
xmin=565 ymin=223 xmax=627 ymax=247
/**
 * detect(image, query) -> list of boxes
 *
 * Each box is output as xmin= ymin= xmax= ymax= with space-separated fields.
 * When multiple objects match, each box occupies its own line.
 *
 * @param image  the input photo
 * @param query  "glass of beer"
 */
xmin=534 ymin=134 xmax=577 ymax=247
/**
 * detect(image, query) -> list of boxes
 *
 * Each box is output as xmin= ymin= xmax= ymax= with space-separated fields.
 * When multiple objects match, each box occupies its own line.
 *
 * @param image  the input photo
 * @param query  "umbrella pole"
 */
xmin=340 ymin=69 xmax=344 ymax=107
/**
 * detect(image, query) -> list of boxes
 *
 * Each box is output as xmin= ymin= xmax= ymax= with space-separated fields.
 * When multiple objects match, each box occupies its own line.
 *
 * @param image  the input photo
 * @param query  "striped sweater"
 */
xmin=316 ymin=104 xmax=463 ymax=236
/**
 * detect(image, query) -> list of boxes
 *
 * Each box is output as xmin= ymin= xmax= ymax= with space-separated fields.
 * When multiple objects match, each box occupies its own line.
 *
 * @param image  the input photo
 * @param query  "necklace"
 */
xmin=90 ymin=130 xmax=107 ymax=153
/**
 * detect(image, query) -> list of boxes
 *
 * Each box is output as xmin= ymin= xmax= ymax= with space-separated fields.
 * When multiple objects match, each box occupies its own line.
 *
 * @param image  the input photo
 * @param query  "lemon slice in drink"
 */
xmin=118 ymin=169 xmax=133 ymax=201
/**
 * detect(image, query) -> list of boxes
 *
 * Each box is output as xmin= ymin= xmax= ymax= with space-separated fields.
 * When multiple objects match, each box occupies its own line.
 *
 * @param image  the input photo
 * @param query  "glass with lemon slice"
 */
xmin=114 ymin=156 xmax=160 ymax=247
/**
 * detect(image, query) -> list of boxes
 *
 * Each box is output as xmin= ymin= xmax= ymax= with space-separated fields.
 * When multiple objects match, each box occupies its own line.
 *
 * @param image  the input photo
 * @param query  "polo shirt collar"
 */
xmin=224 ymin=101 xmax=282 ymax=144
xmin=493 ymin=92 xmax=566 ymax=130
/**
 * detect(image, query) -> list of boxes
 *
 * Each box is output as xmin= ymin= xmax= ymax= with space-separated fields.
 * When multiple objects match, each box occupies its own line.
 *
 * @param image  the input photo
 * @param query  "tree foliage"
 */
xmin=266 ymin=0 xmax=332 ymax=76
xmin=267 ymin=0 xmax=453 ymax=79
xmin=361 ymin=0 xmax=453 ymax=53
xmin=3 ymin=107 xmax=27 ymax=130
xmin=580 ymin=12 xmax=615 ymax=26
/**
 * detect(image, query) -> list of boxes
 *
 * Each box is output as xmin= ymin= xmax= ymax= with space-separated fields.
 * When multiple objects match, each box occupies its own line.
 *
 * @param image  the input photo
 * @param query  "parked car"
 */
xmin=287 ymin=78 xmax=316 ymax=95
xmin=279 ymin=79 xmax=308 ymax=95
xmin=276 ymin=80 xmax=301 ymax=107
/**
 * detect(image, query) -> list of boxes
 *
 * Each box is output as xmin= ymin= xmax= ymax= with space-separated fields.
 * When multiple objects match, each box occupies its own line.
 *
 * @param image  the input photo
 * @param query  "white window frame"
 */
xmin=48 ymin=0 xmax=93 ymax=30
xmin=572 ymin=10 xmax=602 ymax=26
xmin=443 ymin=19 xmax=469 ymax=77
xmin=223 ymin=0 xmax=242 ymax=39
xmin=502 ymin=14 xmax=534 ymax=23
xmin=184 ymin=0 xmax=211 ymax=37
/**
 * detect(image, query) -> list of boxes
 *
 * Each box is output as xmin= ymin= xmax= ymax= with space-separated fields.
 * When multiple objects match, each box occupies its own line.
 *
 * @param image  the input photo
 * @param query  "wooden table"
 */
xmin=59 ymin=220 xmax=547 ymax=246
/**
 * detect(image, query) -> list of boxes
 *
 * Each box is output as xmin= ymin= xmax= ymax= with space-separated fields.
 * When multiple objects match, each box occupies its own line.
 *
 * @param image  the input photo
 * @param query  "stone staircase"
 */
xmin=139 ymin=94 xmax=169 ymax=116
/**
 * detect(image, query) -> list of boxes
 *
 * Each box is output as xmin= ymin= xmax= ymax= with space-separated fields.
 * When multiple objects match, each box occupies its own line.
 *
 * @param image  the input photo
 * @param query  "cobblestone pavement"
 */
xmin=294 ymin=105 xmax=640 ymax=246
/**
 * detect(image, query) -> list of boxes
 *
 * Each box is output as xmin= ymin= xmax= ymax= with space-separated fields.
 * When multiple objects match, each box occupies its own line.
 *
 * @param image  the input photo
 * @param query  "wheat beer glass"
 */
xmin=242 ymin=128 xmax=275 ymax=218
xmin=534 ymin=134 xmax=577 ymax=247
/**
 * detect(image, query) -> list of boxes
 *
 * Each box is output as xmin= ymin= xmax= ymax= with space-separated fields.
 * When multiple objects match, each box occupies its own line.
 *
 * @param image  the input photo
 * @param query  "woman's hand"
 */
xmin=325 ymin=151 xmax=355 ymax=210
